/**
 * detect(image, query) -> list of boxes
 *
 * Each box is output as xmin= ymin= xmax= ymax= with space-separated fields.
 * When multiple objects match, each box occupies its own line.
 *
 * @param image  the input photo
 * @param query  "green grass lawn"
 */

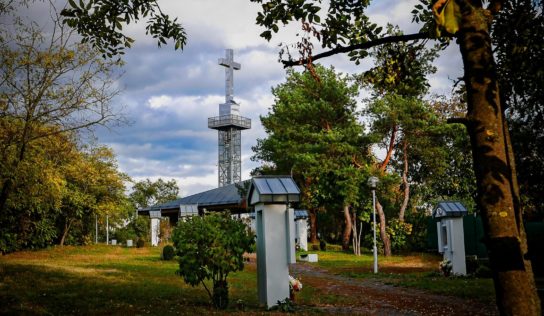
xmin=0 ymin=245 xmax=496 ymax=314
xmin=0 ymin=245 xmax=259 ymax=315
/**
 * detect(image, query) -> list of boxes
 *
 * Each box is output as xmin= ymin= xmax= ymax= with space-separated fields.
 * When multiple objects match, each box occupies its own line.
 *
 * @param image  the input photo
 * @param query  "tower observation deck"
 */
xmin=208 ymin=49 xmax=251 ymax=187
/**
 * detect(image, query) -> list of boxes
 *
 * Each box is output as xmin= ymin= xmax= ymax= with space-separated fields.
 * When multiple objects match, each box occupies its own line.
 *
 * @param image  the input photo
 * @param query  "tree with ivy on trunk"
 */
xmin=250 ymin=0 xmax=540 ymax=314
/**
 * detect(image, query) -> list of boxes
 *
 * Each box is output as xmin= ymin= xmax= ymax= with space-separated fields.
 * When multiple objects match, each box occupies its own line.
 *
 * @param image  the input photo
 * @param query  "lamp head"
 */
xmin=367 ymin=176 xmax=379 ymax=189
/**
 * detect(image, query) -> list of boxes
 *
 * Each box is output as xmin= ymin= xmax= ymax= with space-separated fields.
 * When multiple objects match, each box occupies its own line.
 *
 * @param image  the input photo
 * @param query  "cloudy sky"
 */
xmin=81 ymin=1 xmax=462 ymax=197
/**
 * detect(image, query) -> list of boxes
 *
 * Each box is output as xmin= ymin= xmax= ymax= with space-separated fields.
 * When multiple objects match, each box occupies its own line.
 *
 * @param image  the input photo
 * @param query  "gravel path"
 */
xmin=290 ymin=263 xmax=499 ymax=316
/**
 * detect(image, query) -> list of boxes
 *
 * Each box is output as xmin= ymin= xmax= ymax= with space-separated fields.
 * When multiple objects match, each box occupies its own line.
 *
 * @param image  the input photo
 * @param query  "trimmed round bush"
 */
xmin=319 ymin=240 xmax=327 ymax=251
xmin=162 ymin=245 xmax=175 ymax=260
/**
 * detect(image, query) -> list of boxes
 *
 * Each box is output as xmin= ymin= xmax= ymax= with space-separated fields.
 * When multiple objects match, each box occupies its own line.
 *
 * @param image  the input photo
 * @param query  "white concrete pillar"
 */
xmin=151 ymin=218 xmax=160 ymax=246
xmin=256 ymin=204 xmax=295 ymax=308
xmin=296 ymin=218 xmax=308 ymax=251
xmin=437 ymin=218 xmax=466 ymax=275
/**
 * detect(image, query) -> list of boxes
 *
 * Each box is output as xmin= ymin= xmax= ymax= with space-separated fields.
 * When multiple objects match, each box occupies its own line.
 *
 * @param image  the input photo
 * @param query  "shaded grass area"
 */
xmin=299 ymin=250 xmax=495 ymax=304
xmin=1 ymin=245 xmax=497 ymax=314
xmin=0 ymin=245 xmax=259 ymax=315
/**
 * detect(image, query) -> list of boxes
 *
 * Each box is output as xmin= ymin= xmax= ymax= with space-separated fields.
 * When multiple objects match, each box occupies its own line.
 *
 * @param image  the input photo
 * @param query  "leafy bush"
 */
xmin=319 ymin=240 xmax=327 ymax=251
xmin=113 ymin=216 xmax=149 ymax=244
xmin=386 ymin=219 xmax=412 ymax=253
xmin=466 ymin=255 xmax=479 ymax=275
xmin=475 ymin=264 xmax=493 ymax=278
xmin=172 ymin=212 xmax=254 ymax=309
xmin=274 ymin=298 xmax=295 ymax=312
xmin=405 ymin=211 xmax=429 ymax=251
xmin=113 ymin=228 xmax=137 ymax=244
xmin=136 ymin=238 xmax=145 ymax=248
xmin=162 ymin=245 xmax=175 ymax=260
xmin=439 ymin=259 xmax=452 ymax=277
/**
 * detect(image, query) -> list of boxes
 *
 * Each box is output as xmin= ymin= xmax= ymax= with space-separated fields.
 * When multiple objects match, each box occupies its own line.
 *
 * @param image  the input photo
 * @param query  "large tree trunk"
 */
xmin=458 ymin=4 xmax=540 ymax=314
xmin=342 ymin=204 xmax=352 ymax=251
xmin=309 ymin=208 xmax=318 ymax=243
xmin=398 ymin=139 xmax=410 ymax=222
xmin=376 ymin=200 xmax=391 ymax=256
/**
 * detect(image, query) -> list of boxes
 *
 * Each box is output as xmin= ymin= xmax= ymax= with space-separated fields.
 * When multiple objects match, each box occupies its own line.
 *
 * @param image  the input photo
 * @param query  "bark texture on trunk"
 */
xmin=309 ymin=208 xmax=318 ymax=243
xmin=342 ymin=204 xmax=352 ymax=251
xmin=399 ymin=139 xmax=410 ymax=222
xmin=376 ymin=200 xmax=391 ymax=256
xmin=59 ymin=219 xmax=73 ymax=246
xmin=458 ymin=4 xmax=540 ymax=314
xmin=380 ymin=124 xmax=397 ymax=173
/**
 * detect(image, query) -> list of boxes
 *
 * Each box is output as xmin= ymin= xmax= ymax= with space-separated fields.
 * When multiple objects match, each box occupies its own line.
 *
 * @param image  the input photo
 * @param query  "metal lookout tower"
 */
xmin=208 ymin=49 xmax=251 ymax=187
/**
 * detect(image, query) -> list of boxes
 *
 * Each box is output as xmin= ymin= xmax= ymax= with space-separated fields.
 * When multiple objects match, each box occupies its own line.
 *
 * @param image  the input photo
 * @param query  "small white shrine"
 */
xmin=149 ymin=210 xmax=161 ymax=246
xmin=433 ymin=201 xmax=468 ymax=275
xmin=247 ymin=176 xmax=300 ymax=309
xmin=294 ymin=210 xmax=309 ymax=251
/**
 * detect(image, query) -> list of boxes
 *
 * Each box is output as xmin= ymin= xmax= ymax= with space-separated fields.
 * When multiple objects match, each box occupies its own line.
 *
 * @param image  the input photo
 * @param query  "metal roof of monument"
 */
xmin=247 ymin=176 xmax=300 ymax=205
xmin=432 ymin=201 xmax=468 ymax=218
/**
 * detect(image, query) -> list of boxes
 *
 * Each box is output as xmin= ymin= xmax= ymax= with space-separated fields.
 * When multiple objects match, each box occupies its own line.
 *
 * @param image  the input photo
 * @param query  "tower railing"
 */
xmin=208 ymin=114 xmax=251 ymax=130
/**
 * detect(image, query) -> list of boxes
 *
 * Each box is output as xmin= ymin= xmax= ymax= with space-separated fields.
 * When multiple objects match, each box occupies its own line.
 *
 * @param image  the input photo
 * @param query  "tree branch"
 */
xmin=282 ymin=32 xmax=430 ymax=67
xmin=447 ymin=117 xmax=469 ymax=125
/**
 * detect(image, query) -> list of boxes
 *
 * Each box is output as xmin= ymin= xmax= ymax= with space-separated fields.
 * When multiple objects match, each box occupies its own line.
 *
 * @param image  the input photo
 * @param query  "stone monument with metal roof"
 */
xmin=208 ymin=49 xmax=251 ymax=187
xmin=433 ymin=201 xmax=468 ymax=275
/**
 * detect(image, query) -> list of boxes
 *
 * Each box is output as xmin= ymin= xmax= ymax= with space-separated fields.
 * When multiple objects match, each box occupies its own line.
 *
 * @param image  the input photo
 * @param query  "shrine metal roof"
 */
xmin=247 ymin=176 xmax=301 ymax=205
xmin=432 ymin=201 xmax=468 ymax=218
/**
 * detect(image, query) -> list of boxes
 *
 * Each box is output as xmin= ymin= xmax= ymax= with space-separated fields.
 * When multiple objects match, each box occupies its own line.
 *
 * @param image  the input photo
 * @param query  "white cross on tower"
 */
xmin=218 ymin=49 xmax=241 ymax=103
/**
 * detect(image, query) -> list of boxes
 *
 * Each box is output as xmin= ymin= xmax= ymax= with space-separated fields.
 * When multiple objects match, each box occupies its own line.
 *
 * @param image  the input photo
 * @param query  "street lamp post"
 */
xmin=368 ymin=176 xmax=379 ymax=274
xmin=95 ymin=214 xmax=98 ymax=244
xmin=106 ymin=214 xmax=109 ymax=245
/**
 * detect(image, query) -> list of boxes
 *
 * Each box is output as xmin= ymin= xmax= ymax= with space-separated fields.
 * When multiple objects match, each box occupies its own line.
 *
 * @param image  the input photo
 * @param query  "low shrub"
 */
xmin=475 ymin=265 xmax=493 ymax=278
xmin=274 ymin=298 xmax=295 ymax=312
xmin=319 ymin=240 xmax=327 ymax=251
xmin=466 ymin=255 xmax=479 ymax=275
xmin=324 ymin=244 xmax=343 ymax=252
xmin=173 ymin=212 xmax=254 ymax=309
xmin=162 ymin=245 xmax=175 ymax=260
xmin=136 ymin=238 xmax=145 ymax=248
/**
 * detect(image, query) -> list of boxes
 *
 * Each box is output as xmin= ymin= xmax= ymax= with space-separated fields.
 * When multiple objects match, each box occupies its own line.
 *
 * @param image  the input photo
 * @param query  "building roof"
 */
xmin=139 ymin=176 xmax=301 ymax=218
xmin=139 ymin=180 xmax=248 ymax=214
xmin=432 ymin=201 xmax=468 ymax=218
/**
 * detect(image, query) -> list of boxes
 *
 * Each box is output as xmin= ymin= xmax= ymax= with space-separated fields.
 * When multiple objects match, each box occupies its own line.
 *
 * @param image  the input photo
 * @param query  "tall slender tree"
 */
xmin=252 ymin=65 xmax=370 ymax=249
xmin=360 ymin=28 xmax=438 ymax=255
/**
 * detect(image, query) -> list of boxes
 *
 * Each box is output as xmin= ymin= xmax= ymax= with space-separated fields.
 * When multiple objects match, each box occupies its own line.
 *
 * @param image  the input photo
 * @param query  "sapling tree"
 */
xmin=172 ymin=212 xmax=254 ymax=309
